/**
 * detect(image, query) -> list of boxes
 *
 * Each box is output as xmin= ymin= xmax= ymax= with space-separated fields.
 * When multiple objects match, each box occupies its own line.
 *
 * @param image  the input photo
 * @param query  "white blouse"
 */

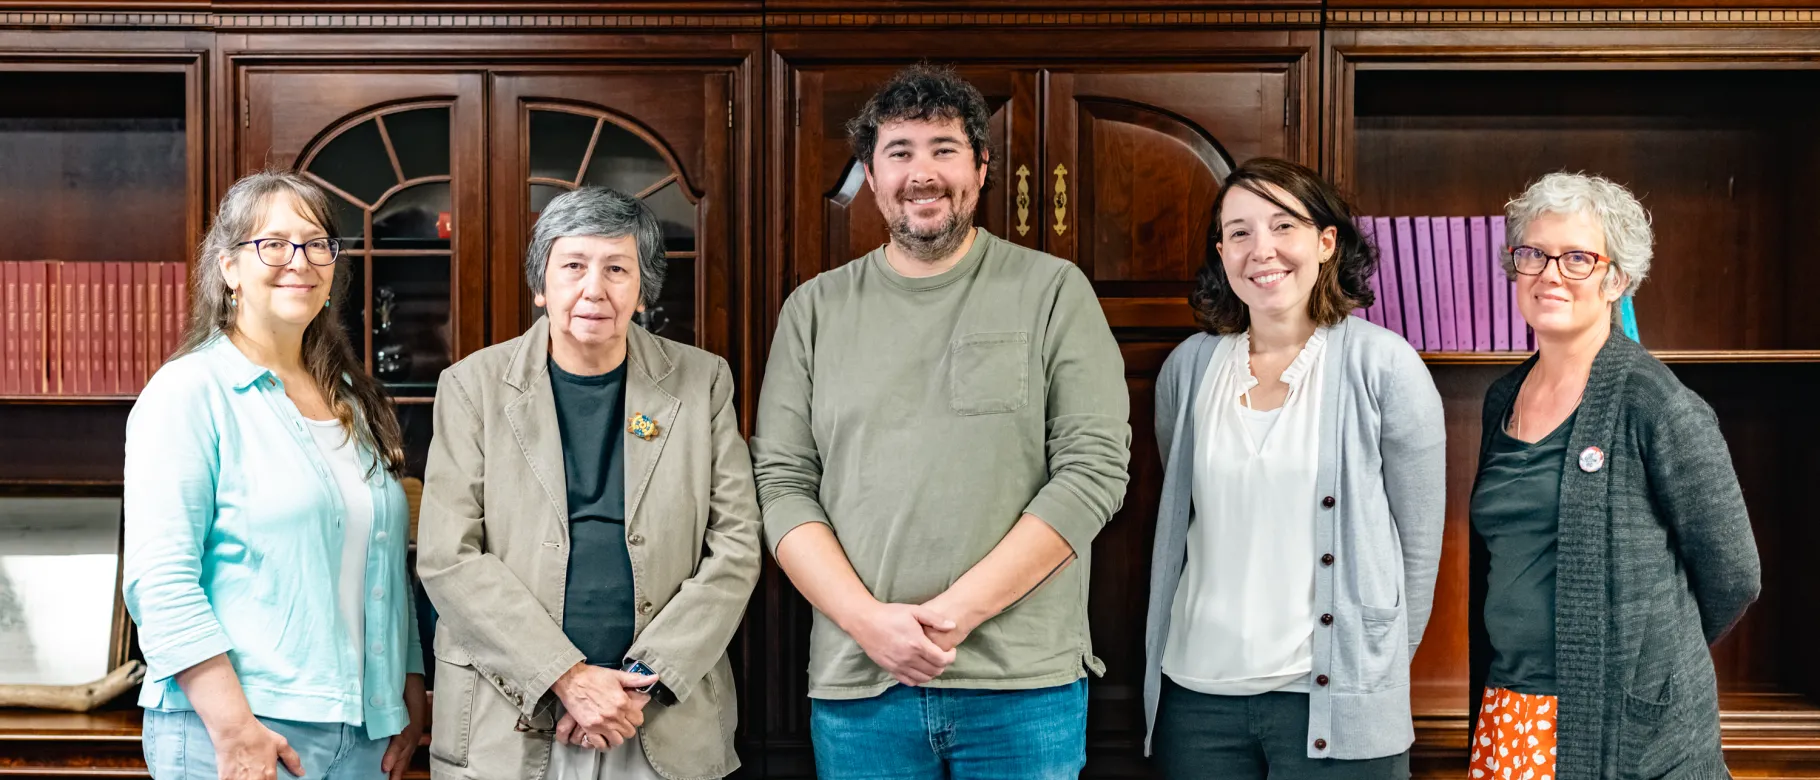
xmin=1163 ymin=328 xmax=1328 ymax=696
xmin=305 ymin=417 xmax=375 ymax=695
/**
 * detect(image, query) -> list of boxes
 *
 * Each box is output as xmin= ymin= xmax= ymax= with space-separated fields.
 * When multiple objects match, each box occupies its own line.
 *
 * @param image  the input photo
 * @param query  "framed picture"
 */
xmin=0 ymin=495 xmax=130 ymax=686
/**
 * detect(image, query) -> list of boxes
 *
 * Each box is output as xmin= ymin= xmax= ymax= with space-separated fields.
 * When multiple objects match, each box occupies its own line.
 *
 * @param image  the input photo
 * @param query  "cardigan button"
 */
xmin=1320 ymin=613 xmax=1333 ymax=626
xmin=1321 ymin=496 xmax=1335 ymax=509
xmin=1320 ymin=553 xmax=1334 ymax=566
xmin=1313 ymin=738 xmax=1327 ymax=750
xmin=1316 ymin=674 xmax=1330 ymax=687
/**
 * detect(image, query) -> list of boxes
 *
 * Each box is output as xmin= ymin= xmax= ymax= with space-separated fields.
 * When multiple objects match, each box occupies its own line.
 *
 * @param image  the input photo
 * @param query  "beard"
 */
xmin=888 ymin=186 xmax=976 ymax=262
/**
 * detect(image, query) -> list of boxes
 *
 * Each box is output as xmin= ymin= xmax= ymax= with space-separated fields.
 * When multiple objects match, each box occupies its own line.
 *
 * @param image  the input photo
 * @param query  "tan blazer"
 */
xmin=418 ymin=318 xmax=760 ymax=780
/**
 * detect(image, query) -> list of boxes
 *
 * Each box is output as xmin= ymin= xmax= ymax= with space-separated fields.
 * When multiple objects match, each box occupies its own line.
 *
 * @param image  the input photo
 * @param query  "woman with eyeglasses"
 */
xmin=1467 ymin=172 xmax=1760 ymax=779
xmin=123 ymin=170 xmax=427 ymax=780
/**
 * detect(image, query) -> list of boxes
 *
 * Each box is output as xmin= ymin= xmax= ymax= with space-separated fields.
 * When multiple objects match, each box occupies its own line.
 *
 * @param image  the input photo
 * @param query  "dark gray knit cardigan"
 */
xmin=1468 ymin=330 xmax=1762 ymax=780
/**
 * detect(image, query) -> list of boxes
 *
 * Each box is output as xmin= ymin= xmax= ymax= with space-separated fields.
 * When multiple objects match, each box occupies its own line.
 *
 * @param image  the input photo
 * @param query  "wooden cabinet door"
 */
xmin=782 ymin=65 xmax=1039 ymax=292
xmin=237 ymin=70 xmax=487 ymax=368
xmin=1042 ymin=67 xmax=1302 ymax=330
xmin=489 ymin=70 xmax=737 ymax=360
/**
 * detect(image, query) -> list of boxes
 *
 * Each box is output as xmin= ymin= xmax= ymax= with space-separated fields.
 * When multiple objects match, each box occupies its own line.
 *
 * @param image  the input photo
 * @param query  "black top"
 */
xmin=1472 ymin=409 xmax=1574 ymax=696
xmin=550 ymin=357 xmax=635 ymax=666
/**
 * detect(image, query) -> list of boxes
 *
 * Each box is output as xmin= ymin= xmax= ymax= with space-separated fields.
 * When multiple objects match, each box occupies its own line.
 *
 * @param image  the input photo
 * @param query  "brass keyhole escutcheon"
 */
xmin=1015 ymin=165 xmax=1032 ymax=236
xmin=1052 ymin=164 xmax=1069 ymax=236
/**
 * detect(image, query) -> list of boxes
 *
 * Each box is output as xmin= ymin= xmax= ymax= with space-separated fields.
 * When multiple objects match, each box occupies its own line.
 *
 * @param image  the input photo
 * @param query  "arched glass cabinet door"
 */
xmin=298 ymin=103 xmax=457 ymax=401
xmin=487 ymin=71 xmax=733 ymax=358
xmin=523 ymin=104 xmax=700 ymax=346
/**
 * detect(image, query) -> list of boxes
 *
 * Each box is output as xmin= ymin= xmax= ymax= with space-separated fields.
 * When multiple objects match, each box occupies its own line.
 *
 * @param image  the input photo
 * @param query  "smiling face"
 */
xmin=1215 ymin=183 xmax=1336 ymax=324
xmin=864 ymin=116 xmax=988 ymax=259
xmin=1514 ymin=210 xmax=1622 ymax=340
xmin=219 ymin=191 xmax=335 ymax=335
xmin=535 ymin=233 xmax=643 ymax=371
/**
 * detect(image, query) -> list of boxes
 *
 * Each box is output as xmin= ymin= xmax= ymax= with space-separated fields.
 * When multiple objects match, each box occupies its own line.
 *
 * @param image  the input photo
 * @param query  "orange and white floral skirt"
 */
xmin=1469 ymin=687 xmax=1559 ymax=780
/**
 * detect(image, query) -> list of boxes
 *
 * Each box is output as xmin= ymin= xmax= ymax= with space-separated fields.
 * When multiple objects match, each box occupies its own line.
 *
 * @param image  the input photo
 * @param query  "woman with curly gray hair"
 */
xmin=1467 ymin=172 xmax=1761 ymax=779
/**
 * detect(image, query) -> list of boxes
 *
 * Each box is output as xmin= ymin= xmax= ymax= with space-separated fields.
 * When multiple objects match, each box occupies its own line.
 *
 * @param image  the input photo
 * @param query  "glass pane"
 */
xmin=333 ymin=255 xmax=367 ymax=369
xmin=580 ymin=120 xmax=670 ymax=197
xmin=371 ymin=256 xmax=452 ymax=394
xmin=373 ymin=182 xmax=451 ymax=250
xmin=382 ymin=108 xmax=450 ymax=181
xmin=637 ymin=257 xmax=694 ymax=346
xmin=0 ymin=497 xmax=122 ymax=685
xmin=641 ymin=179 xmax=696 ymax=253
xmin=529 ymin=182 xmax=570 ymax=224
xmin=308 ymin=119 xmax=394 ymax=206
xmin=326 ymin=193 xmax=366 ymax=247
xmin=528 ymin=110 xmax=596 ymax=184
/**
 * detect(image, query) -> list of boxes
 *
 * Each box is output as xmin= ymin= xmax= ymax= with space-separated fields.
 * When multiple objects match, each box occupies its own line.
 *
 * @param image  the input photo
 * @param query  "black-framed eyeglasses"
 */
xmin=1509 ymin=245 xmax=1609 ymax=281
xmin=234 ymin=237 xmax=341 ymax=267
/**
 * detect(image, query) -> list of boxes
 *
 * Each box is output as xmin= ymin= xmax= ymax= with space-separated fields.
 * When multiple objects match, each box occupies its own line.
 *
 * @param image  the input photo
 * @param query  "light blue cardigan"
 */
xmin=1143 ymin=316 xmax=1446 ymax=760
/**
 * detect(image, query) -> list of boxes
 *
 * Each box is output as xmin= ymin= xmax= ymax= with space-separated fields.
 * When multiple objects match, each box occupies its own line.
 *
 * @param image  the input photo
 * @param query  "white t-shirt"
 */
xmin=1163 ymin=329 xmax=1327 ymax=696
xmin=304 ymin=418 xmax=375 ymax=695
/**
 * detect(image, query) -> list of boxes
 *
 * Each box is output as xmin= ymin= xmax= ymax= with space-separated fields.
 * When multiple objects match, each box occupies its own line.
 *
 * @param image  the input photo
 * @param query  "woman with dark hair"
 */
xmin=123 ymin=170 xmax=426 ymax=780
xmin=1142 ymin=158 xmax=1445 ymax=778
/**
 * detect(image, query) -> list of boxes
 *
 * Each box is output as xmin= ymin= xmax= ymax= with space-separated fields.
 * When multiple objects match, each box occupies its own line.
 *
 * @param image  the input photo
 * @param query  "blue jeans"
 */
xmin=810 ymin=680 xmax=1088 ymax=779
xmin=142 ymin=709 xmax=389 ymax=780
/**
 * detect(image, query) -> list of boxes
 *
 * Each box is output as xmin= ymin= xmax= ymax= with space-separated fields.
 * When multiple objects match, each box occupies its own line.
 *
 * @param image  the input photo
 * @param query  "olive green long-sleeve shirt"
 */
xmin=752 ymin=229 xmax=1132 ymax=700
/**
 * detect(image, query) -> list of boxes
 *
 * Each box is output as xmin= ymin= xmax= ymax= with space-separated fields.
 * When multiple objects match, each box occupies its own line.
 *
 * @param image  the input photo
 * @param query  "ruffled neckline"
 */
xmin=1225 ymin=327 xmax=1330 ymax=398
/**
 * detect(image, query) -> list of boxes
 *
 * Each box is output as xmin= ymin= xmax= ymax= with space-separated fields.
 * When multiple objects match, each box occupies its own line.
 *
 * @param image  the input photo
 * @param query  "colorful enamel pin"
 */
xmin=1578 ymin=445 xmax=1605 ymax=473
xmin=628 ymin=413 xmax=660 ymax=441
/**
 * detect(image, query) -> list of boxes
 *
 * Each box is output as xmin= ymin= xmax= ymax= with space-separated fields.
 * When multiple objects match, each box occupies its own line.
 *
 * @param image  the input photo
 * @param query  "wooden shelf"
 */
xmin=1422 ymin=350 xmax=1820 ymax=365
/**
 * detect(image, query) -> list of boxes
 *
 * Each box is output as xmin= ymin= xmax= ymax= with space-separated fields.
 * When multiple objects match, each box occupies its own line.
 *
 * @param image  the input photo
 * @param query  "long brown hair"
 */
xmin=1191 ymin=157 xmax=1377 ymax=335
xmin=174 ymin=170 xmax=405 ymax=478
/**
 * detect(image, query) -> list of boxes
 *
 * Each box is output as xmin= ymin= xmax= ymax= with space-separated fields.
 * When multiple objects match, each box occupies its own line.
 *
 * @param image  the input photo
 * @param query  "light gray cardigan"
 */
xmin=1143 ymin=316 xmax=1446 ymax=760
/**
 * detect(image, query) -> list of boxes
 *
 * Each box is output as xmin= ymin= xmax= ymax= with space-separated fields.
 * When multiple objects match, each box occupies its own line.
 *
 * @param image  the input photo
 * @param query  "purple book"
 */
xmin=1448 ymin=217 xmax=1475 ymax=351
xmin=1413 ymin=218 xmax=1442 ymax=350
xmin=1374 ymin=217 xmax=1404 ymax=338
xmin=1473 ymin=218 xmax=1507 ymax=350
xmin=1430 ymin=218 xmax=1458 ymax=351
xmin=1494 ymin=215 xmax=1525 ymax=351
xmin=1393 ymin=217 xmax=1425 ymax=350
xmin=1357 ymin=217 xmax=1381 ymax=326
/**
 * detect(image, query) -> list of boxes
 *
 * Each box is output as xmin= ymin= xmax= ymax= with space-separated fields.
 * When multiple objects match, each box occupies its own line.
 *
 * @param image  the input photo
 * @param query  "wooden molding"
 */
xmin=765 ymin=10 xmax=1320 ymax=26
xmin=1329 ymin=7 xmax=1820 ymax=24
xmin=0 ymin=9 xmax=762 ymax=26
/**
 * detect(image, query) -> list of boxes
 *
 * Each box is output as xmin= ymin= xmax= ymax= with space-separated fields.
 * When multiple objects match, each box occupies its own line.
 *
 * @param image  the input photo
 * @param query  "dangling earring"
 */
xmin=323 ymin=297 xmax=331 ymax=309
xmin=229 ymin=288 xmax=238 ymax=308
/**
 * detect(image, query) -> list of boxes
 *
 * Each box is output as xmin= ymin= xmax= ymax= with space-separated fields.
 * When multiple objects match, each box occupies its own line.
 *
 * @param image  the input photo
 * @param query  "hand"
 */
xmin=209 ymin=717 xmax=303 ymax=780
xmin=381 ymin=674 xmax=428 ymax=780
xmin=920 ymin=595 xmax=983 ymax=653
xmin=844 ymin=602 xmax=958 ymax=687
xmin=550 ymin=664 xmax=658 ymax=749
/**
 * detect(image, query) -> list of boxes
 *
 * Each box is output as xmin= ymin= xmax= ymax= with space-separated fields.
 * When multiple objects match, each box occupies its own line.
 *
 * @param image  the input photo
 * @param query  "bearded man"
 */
xmin=751 ymin=63 xmax=1132 ymax=780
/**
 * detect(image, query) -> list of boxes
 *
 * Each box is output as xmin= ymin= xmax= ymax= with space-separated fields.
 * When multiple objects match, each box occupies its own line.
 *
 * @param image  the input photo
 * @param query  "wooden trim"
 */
xmin=1328 ymin=8 xmax=1820 ymax=25
xmin=1421 ymin=350 xmax=1820 ymax=364
xmin=0 ymin=11 xmax=760 ymax=27
xmin=765 ymin=10 xmax=1321 ymax=27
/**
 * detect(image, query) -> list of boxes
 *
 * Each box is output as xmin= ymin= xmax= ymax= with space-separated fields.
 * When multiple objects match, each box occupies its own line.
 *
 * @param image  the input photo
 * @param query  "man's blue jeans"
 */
xmin=810 ymin=679 xmax=1088 ymax=779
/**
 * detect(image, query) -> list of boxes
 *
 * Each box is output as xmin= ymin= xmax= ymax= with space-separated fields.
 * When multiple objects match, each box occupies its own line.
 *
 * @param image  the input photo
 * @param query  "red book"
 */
xmin=104 ymin=262 xmax=121 ymax=395
xmin=56 ymin=262 xmax=73 ymax=394
xmin=2 ymin=262 xmax=17 ymax=394
xmin=132 ymin=262 xmax=148 ymax=392
xmin=146 ymin=262 xmax=162 ymax=381
xmin=72 ymin=263 xmax=90 ymax=395
xmin=174 ymin=262 xmax=190 ymax=352
xmin=88 ymin=263 xmax=105 ymax=395
xmin=26 ymin=261 xmax=46 ymax=394
xmin=163 ymin=263 xmax=178 ymax=365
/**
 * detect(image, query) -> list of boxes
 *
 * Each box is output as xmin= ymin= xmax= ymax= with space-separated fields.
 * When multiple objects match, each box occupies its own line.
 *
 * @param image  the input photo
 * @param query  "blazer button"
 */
xmin=1321 ymin=496 xmax=1335 ymax=509
xmin=627 ymin=533 xmax=644 ymax=546
xmin=1320 ymin=553 xmax=1335 ymax=566
xmin=1313 ymin=738 xmax=1328 ymax=750
xmin=1316 ymin=674 xmax=1330 ymax=687
xmin=639 ymin=602 xmax=653 ymax=615
xmin=1320 ymin=613 xmax=1334 ymax=626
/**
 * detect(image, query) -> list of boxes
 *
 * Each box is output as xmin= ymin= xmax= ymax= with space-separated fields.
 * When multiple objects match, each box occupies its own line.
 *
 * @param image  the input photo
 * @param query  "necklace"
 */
xmin=1509 ymin=374 xmax=1587 ymax=441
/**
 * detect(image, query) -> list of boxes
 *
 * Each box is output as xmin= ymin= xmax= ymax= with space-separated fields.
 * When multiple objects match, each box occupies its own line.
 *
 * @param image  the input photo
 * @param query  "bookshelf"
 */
xmin=1331 ymin=45 xmax=1820 ymax=774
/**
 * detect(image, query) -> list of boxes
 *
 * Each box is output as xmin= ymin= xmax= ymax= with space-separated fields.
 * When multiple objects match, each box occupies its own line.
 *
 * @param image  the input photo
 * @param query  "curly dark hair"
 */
xmin=1190 ymin=157 xmax=1377 ymax=335
xmin=846 ymin=62 xmax=993 ymax=187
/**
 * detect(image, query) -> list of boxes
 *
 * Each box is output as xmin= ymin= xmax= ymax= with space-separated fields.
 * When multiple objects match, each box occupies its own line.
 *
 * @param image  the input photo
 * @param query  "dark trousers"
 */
xmin=1152 ymin=677 xmax=1410 ymax=780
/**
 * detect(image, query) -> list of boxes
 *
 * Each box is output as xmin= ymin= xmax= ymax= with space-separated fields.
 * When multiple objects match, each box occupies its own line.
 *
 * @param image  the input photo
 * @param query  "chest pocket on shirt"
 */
xmin=950 ymin=331 xmax=1030 ymax=416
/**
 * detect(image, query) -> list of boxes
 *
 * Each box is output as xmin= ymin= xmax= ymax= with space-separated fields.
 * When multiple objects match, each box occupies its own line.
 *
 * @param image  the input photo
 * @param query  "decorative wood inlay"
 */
xmin=765 ymin=10 xmax=1320 ymax=26
xmin=1329 ymin=8 xmax=1820 ymax=25
xmin=0 ymin=11 xmax=759 ymax=27
xmin=0 ymin=11 xmax=209 ymax=25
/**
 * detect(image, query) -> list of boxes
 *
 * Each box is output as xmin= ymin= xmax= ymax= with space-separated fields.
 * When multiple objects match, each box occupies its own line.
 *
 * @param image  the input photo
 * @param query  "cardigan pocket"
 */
xmin=950 ymin=332 xmax=1030 ymax=416
xmin=1356 ymin=604 xmax=1407 ymax=689
xmin=1619 ymin=671 xmax=1680 ymax=779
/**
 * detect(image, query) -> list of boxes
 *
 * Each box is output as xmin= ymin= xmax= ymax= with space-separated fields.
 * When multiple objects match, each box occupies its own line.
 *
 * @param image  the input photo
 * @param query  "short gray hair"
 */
xmin=524 ymin=187 xmax=666 ymax=308
xmin=1503 ymin=171 xmax=1652 ymax=296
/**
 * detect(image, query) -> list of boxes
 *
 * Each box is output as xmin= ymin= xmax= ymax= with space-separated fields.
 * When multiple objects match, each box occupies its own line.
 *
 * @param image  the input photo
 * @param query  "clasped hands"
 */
xmin=550 ymin=663 xmax=659 ymax=751
xmin=843 ymin=594 xmax=980 ymax=687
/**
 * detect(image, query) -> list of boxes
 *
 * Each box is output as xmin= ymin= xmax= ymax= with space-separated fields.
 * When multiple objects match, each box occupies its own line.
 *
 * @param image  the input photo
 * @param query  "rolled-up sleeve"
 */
xmin=1021 ymin=267 xmax=1132 ymax=557
xmin=122 ymin=370 xmax=233 ymax=683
